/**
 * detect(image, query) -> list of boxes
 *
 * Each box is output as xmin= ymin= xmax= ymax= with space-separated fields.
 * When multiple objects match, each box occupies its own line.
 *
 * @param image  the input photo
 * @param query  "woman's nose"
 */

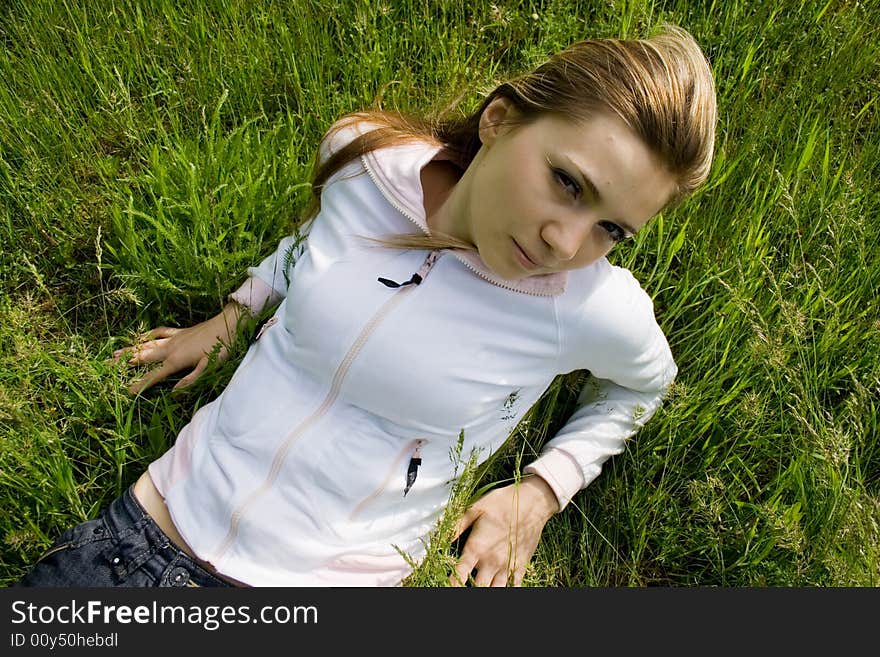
xmin=542 ymin=218 xmax=589 ymax=261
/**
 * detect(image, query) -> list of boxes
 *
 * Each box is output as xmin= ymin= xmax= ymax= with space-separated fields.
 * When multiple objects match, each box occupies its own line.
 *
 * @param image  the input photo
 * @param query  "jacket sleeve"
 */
xmin=523 ymin=267 xmax=678 ymax=512
xmin=227 ymin=222 xmax=311 ymax=317
xmin=227 ymin=116 xmax=373 ymax=317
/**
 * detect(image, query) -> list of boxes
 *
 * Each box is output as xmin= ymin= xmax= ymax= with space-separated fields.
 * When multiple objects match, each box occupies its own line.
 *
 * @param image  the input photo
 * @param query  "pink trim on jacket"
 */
xmin=361 ymin=134 xmax=568 ymax=296
xmin=523 ymin=448 xmax=586 ymax=512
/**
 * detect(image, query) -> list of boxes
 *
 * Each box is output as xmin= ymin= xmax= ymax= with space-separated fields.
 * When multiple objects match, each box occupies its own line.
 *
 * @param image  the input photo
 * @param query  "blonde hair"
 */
xmin=304 ymin=24 xmax=717 ymax=252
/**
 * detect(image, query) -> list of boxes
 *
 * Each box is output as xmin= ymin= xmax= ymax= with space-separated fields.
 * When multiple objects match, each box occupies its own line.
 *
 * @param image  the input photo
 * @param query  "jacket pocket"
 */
xmin=348 ymin=438 xmax=427 ymax=521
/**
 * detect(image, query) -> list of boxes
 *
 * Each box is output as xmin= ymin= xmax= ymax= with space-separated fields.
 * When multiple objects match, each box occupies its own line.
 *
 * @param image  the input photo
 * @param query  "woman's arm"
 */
xmin=527 ymin=264 xmax=679 ymax=511
xmin=113 ymin=222 xmax=311 ymax=395
xmin=523 ymin=371 xmax=676 ymax=511
xmin=451 ymin=266 xmax=677 ymax=585
xmin=450 ymin=370 xmax=675 ymax=587
xmin=111 ymin=299 xmax=250 ymax=395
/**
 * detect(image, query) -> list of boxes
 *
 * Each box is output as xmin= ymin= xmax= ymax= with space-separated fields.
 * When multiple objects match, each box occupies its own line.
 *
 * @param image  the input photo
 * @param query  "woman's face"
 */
xmin=435 ymin=97 xmax=678 ymax=280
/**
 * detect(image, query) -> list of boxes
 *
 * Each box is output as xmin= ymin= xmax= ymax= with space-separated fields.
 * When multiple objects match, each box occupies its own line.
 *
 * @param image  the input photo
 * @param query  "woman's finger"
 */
xmin=511 ymin=565 xmax=527 ymax=587
xmin=451 ymin=506 xmax=479 ymax=542
xmin=111 ymin=326 xmax=179 ymax=361
xmin=471 ymin=564 xmax=495 ymax=587
xmin=450 ymin=555 xmax=478 ymax=587
xmin=491 ymin=569 xmax=510 ymax=588
xmin=113 ymin=339 xmax=169 ymax=365
xmin=142 ymin=326 xmax=179 ymax=340
xmin=172 ymin=357 xmax=209 ymax=391
xmin=127 ymin=360 xmax=177 ymax=396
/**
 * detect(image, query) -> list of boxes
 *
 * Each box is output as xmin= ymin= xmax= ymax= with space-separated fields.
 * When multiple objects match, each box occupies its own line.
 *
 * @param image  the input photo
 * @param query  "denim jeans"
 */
xmin=15 ymin=486 xmax=234 ymax=587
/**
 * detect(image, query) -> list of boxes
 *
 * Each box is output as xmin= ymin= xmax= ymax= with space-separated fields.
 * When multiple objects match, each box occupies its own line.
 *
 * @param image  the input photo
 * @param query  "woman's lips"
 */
xmin=513 ymin=239 xmax=541 ymax=271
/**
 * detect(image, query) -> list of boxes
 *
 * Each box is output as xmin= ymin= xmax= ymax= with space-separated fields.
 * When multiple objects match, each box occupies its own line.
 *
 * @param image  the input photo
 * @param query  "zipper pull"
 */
xmin=377 ymin=272 xmax=422 ymax=288
xmin=255 ymin=316 xmax=279 ymax=340
xmin=378 ymin=249 xmax=442 ymax=289
xmin=403 ymin=441 xmax=424 ymax=497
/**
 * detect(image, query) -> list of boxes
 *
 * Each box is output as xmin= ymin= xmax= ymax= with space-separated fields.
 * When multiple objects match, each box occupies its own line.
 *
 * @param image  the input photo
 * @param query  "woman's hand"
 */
xmin=449 ymin=474 xmax=559 ymax=587
xmin=111 ymin=301 xmax=249 ymax=395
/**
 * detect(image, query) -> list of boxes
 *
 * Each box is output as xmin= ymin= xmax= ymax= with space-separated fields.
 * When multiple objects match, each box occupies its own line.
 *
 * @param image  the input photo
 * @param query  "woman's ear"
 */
xmin=478 ymin=96 xmax=518 ymax=146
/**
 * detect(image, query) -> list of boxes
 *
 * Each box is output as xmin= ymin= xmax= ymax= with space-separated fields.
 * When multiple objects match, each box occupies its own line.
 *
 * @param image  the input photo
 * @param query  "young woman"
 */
xmin=17 ymin=25 xmax=716 ymax=588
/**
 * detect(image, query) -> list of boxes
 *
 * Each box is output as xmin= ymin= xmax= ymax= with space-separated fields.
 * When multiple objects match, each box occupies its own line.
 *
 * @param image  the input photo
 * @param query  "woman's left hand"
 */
xmin=449 ymin=475 xmax=559 ymax=587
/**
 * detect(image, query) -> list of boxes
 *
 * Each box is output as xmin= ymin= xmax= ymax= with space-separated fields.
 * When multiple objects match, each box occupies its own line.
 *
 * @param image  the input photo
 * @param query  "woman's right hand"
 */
xmin=111 ymin=301 xmax=249 ymax=395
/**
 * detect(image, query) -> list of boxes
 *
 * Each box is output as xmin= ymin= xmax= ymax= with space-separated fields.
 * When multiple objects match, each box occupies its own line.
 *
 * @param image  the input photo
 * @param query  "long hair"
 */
xmin=302 ymin=24 xmax=717 ymax=252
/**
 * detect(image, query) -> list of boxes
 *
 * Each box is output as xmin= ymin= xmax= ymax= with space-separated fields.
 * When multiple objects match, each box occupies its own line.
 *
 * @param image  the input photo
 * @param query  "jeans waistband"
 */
xmin=104 ymin=485 xmax=235 ymax=587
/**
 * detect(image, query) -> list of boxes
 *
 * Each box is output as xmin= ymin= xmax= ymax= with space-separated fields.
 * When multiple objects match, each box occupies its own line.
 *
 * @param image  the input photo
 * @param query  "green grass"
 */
xmin=1 ymin=0 xmax=878 ymax=586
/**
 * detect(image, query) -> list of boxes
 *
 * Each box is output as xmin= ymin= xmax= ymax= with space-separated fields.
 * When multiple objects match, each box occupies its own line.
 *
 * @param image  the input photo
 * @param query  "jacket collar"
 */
xmin=362 ymin=138 xmax=567 ymax=297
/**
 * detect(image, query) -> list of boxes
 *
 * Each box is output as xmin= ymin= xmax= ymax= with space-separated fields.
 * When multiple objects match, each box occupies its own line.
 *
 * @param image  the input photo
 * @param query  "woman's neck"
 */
xmin=421 ymin=159 xmax=469 ymax=242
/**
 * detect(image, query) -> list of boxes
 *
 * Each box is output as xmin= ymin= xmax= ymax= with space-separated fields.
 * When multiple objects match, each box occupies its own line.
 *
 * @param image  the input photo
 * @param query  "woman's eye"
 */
xmin=553 ymin=169 xmax=581 ymax=198
xmin=599 ymin=221 xmax=628 ymax=243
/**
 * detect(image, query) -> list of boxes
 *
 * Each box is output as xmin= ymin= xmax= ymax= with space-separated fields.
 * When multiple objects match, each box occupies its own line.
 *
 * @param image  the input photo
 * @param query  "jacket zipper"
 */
xmin=348 ymin=438 xmax=427 ymax=521
xmin=453 ymin=255 xmax=558 ymax=297
xmin=361 ymin=154 xmax=559 ymax=298
xmin=211 ymin=250 xmax=444 ymax=561
xmin=255 ymin=315 xmax=279 ymax=340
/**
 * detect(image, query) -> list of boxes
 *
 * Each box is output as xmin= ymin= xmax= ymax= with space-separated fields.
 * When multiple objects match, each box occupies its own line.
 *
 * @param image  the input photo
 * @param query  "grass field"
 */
xmin=1 ymin=0 xmax=877 ymax=586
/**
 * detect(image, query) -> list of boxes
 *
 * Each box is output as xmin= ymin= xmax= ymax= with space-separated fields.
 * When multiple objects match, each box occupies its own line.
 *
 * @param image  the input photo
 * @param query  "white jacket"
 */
xmin=148 ymin=117 xmax=678 ymax=586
